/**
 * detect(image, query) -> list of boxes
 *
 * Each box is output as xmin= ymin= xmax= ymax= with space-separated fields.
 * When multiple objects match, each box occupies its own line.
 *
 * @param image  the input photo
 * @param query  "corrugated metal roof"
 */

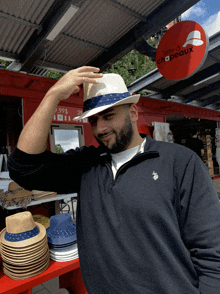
xmin=0 ymin=0 xmax=200 ymax=75
xmin=0 ymin=0 xmax=55 ymax=54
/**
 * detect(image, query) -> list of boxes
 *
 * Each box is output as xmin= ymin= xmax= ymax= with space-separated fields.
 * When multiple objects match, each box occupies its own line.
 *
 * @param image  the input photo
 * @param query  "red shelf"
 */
xmin=0 ymin=258 xmax=85 ymax=294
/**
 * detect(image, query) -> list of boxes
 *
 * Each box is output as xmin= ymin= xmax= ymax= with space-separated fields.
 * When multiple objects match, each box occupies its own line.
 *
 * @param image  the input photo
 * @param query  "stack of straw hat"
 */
xmin=46 ymin=213 xmax=78 ymax=262
xmin=0 ymin=211 xmax=49 ymax=280
xmin=33 ymin=214 xmax=50 ymax=228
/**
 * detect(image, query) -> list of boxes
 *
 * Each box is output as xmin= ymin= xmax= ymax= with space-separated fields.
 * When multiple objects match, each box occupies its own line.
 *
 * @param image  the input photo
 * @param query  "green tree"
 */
xmin=103 ymin=49 xmax=156 ymax=94
xmin=55 ymin=144 xmax=64 ymax=154
xmin=45 ymin=71 xmax=64 ymax=79
xmin=0 ymin=60 xmax=12 ymax=68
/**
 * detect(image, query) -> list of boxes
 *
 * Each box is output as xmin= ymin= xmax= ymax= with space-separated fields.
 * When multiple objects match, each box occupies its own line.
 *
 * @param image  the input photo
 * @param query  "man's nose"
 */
xmin=96 ymin=119 xmax=107 ymax=134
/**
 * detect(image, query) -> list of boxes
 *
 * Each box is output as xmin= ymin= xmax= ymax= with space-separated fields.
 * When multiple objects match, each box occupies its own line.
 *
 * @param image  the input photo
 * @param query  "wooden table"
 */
xmin=0 ymin=258 xmax=87 ymax=294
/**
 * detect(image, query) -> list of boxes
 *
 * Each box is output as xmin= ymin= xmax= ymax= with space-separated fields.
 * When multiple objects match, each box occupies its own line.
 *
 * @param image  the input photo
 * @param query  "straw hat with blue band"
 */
xmin=0 ymin=211 xmax=46 ymax=248
xmin=73 ymin=73 xmax=140 ymax=121
xmin=0 ymin=211 xmax=50 ymax=280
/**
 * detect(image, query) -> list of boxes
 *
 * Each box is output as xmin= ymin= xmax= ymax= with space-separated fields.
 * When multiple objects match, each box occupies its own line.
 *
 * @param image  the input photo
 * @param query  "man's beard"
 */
xmin=95 ymin=114 xmax=134 ymax=154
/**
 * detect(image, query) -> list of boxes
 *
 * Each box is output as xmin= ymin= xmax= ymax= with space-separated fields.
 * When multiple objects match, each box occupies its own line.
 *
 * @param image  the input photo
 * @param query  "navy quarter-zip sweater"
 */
xmin=7 ymin=135 xmax=220 ymax=294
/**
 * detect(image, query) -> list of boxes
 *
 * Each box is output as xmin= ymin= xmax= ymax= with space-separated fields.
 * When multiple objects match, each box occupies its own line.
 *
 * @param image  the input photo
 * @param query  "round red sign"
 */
xmin=156 ymin=21 xmax=209 ymax=80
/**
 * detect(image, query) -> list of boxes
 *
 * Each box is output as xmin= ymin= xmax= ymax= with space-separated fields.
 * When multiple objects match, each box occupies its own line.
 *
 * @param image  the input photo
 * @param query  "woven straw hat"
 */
xmin=0 ymin=211 xmax=46 ymax=248
xmin=46 ymin=213 xmax=76 ymax=245
xmin=33 ymin=214 xmax=50 ymax=228
xmin=3 ymin=259 xmax=50 ymax=280
xmin=73 ymin=73 xmax=140 ymax=120
xmin=49 ymin=243 xmax=78 ymax=262
xmin=0 ymin=235 xmax=47 ymax=252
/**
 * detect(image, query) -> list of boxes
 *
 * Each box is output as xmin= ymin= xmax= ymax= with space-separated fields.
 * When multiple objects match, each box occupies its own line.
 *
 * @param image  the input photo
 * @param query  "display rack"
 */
xmin=0 ymin=257 xmax=87 ymax=294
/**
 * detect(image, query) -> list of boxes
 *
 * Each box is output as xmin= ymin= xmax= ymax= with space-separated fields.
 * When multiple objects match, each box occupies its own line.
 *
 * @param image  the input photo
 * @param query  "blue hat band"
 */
xmin=47 ymin=228 xmax=76 ymax=238
xmin=4 ymin=226 xmax=39 ymax=242
xmin=46 ymin=228 xmax=76 ymax=245
xmin=83 ymin=92 xmax=131 ymax=113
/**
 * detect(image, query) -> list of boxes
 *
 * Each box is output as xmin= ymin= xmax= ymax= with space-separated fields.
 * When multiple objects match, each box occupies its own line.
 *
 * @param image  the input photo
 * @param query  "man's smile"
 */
xmin=99 ymin=132 xmax=114 ymax=141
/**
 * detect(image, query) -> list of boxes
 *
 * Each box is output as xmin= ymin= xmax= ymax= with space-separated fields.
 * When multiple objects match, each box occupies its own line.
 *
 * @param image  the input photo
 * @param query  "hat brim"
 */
xmin=1 ymin=235 xmax=47 ymax=252
xmin=3 ymin=258 xmax=50 ymax=280
xmin=1 ymin=250 xmax=48 ymax=266
xmin=73 ymin=94 xmax=140 ymax=121
xmin=1 ymin=243 xmax=48 ymax=262
xmin=0 ymin=222 xmax=46 ymax=248
xmin=2 ymin=253 xmax=49 ymax=272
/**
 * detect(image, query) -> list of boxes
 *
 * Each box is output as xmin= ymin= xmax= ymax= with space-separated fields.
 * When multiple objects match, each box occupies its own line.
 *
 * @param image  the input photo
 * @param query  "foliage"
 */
xmin=45 ymin=71 xmax=64 ymax=79
xmin=0 ymin=59 xmax=64 ymax=80
xmin=55 ymin=144 xmax=64 ymax=154
xmin=0 ymin=60 xmax=12 ymax=68
xmin=103 ymin=49 xmax=157 ymax=91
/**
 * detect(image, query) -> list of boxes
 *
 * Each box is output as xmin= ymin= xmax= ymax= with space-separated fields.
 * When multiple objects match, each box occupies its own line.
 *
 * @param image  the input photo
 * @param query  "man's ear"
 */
xmin=129 ymin=104 xmax=138 ymax=122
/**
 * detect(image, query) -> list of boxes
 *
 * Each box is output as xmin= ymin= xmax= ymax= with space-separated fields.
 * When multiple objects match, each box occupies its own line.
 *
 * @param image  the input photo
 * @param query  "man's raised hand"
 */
xmin=47 ymin=66 xmax=103 ymax=101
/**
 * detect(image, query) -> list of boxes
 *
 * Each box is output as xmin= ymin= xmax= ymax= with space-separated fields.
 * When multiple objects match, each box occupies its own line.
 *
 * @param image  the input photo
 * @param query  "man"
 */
xmin=8 ymin=66 xmax=220 ymax=294
xmin=186 ymin=127 xmax=205 ymax=161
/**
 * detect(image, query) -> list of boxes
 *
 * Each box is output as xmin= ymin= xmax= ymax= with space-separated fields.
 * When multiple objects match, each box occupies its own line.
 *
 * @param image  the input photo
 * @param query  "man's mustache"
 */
xmin=97 ymin=131 xmax=114 ymax=139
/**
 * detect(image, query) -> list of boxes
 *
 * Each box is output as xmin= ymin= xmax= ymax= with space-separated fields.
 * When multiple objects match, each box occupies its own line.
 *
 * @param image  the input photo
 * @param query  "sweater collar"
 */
xmin=99 ymin=135 xmax=159 ymax=161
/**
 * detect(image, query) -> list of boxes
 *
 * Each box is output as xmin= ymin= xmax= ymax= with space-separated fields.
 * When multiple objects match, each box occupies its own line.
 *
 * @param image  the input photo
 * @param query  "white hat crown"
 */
xmin=74 ymin=73 xmax=140 ymax=120
xmin=84 ymin=73 xmax=128 ymax=100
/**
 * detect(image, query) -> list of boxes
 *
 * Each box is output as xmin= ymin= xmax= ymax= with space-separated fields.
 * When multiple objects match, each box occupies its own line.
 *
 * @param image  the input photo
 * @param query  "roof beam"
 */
xmin=34 ymin=60 xmax=72 ymax=73
xmin=184 ymin=80 xmax=220 ymax=103
xmin=88 ymin=0 xmax=200 ymax=70
xmin=160 ymin=63 xmax=220 ymax=99
xmin=201 ymin=95 xmax=220 ymax=107
xmin=61 ymin=33 xmax=108 ymax=50
xmin=134 ymin=38 xmax=157 ymax=58
xmin=208 ymin=31 xmax=220 ymax=54
xmin=128 ymin=68 xmax=163 ymax=93
xmin=0 ymin=51 xmax=18 ymax=61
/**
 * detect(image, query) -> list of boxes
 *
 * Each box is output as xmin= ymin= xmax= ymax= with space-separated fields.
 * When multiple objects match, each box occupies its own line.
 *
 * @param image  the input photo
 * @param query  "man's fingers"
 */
xmin=83 ymin=77 xmax=101 ymax=84
xmin=78 ymin=72 xmax=103 ymax=78
xmin=77 ymin=66 xmax=101 ymax=73
xmin=77 ymin=71 xmax=103 ymax=84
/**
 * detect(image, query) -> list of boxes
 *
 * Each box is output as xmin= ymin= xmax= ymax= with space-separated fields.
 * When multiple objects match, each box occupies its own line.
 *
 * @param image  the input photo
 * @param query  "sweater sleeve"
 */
xmin=180 ymin=153 xmax=220 ymax=294
xmin=7 ymin=147 xmax=85 ymax=194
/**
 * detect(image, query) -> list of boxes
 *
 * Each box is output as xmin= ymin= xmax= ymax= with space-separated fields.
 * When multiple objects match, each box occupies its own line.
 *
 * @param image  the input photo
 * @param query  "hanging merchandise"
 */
xmin=152 ymin=122 xmax=174 ymax=143
xmin=215 ymin=128 xmax=220 ymax=169
xmin=0 ymin=211 xmax=50 ymax=280
xmin=204 ymin=134 xmax=214 ymax=176
xmin=46 ymin=213 xmax=78 ymax=262
xmin=0 ymin=181 xmax=57 ymax=209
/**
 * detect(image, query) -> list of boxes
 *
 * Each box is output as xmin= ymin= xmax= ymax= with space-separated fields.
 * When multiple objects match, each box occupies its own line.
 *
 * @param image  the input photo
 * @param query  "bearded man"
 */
xmin=7 ymin=66 xmax=220 ymax=294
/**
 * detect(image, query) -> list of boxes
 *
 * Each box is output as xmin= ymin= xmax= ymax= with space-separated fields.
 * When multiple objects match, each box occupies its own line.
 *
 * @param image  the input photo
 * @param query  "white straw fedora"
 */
xmin=73 ymin=73 xmax=140 ymax=120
